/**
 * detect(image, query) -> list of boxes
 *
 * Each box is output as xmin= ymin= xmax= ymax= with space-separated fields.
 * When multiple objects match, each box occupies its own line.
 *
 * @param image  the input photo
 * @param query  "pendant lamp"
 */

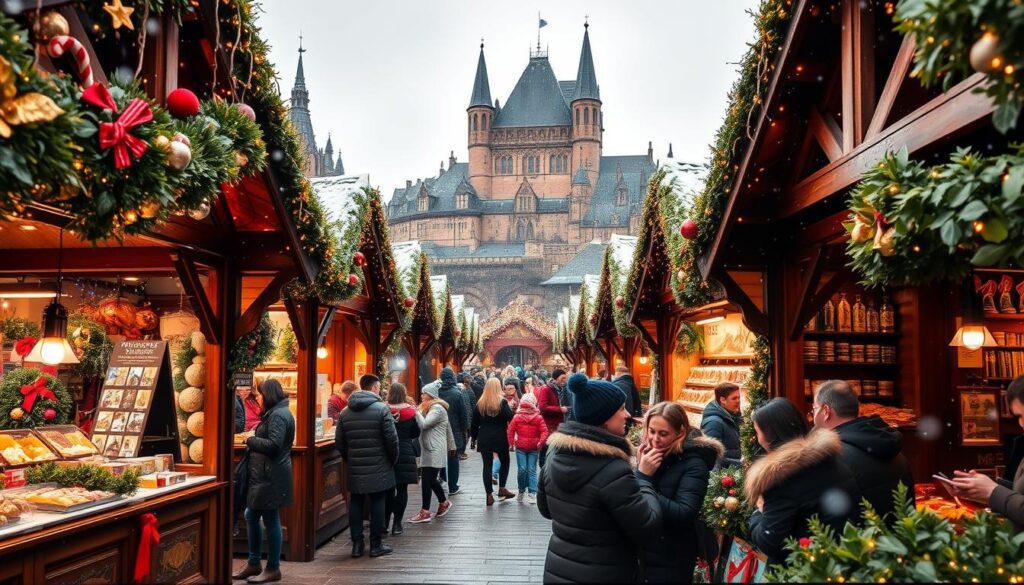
xmin=28 ymin=229 xmax=79 ymax=366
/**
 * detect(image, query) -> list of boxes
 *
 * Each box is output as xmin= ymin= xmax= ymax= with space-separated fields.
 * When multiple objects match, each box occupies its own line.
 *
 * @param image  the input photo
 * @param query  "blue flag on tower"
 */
xmin=539 ymin=18 xmax=548 ymax=28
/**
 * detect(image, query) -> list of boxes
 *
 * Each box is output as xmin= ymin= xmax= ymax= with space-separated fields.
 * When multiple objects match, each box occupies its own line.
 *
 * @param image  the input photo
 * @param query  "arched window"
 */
xmin=591 ymin=107 xmax=597 ymax=126
xmin=549 ymin=154 xmax=555 ymax=173
xmin=527 ymin=222 xmax=534 ymax=239
xmin=472 ymin=114 xmax=478 ymax=131
xmin=516 ymin=221 xmax=526 ymax=241
xmin=616 ymin=187 xmax=628 ymax=206
xmin=483 ymin=115 xmax=488 ymax=130
xmin=584 ymin=108 xmax=590 ymax=125
xmin=575 ymin=109 xmax=580 ymax=125
xmin=527 ymin=156 xmax=537 ymax=174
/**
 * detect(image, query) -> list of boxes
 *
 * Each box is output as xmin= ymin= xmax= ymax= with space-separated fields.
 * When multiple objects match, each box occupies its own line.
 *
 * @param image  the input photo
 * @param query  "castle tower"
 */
xmin=570 ymin=23 xmax=602 ymax=186
xmin=467 ymin=43 xmax=494 ymax=197
xmin=569 ymin=159 xmax=591 ymax=225
xmin=287 ymin=37 xmax=320 ymax=177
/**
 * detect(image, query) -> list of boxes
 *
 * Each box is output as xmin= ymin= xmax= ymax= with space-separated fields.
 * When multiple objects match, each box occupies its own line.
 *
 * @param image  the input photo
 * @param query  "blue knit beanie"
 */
xmin=566 ymin=372 xmax=625 ymax=426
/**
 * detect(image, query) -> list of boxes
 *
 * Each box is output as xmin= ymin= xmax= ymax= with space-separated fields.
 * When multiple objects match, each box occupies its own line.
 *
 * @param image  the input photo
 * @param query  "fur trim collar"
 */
xmin=546 ymin=421 xmax=632 ymax=462
xmin=666 ymin=430 xmax=725 ymax=463
xmin=744 ymin=429 xmax=842 ymax=500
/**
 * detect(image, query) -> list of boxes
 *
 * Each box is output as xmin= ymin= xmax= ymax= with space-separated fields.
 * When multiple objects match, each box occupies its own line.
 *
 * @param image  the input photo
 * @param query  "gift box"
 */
xmin=725 ymin=537 xmax=767 ymax=583
xmin=140 ymin=471 xmax=187 ymax=488
xmin=153 ymin=454 xmax=174 ymax=472
xmin=2 ymin=468 xmax=26 ymax=488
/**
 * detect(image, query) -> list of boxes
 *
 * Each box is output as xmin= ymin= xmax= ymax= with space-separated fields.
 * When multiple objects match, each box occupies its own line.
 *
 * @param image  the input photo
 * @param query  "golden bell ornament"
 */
xmin=35 ymin=11 xmax=70 ymax=40
xmin=139 ymin=200 xmax=161 ymax=219
xmin=969 ymin=32 xmax=1001 ymax=73
xmin=725 ymin=496 xmax=741 ymax=512
xmin=872 ymin=227 xmax=896 ymax=257
xmin=188 ymin=200 xmax=211 ymax=221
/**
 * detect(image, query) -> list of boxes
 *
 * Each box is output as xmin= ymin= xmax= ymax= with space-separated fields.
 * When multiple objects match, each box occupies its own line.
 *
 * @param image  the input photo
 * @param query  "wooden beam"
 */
xmin=316 ymin=306 xmax=337 ymax=348
xmin=283 ymin=296 xmax=308 ymax=351
xmin=712 ymin=268 xmax=770 ymax=337
xmin=173 ymin=252 xmax=220 ymax=345
xmin=788 ymin=247 xmax=826 ymax=340
xmin=235 ymin=271 xmax=292 ymax=337
xmin=779 ymin=73 xmax=995 ymax=218
xmin=842 ymin=0 xmax=876 ymax=149
xmin=260 ymin=167 xmax=317 ymax=284
xmin=332 ymin=294 xmax=372 ymax=317
xmin=0 ymin=248 xmax=179 ymax=274
xmin=866 ymin=35 xmax=916 ymax=140
xmin=809 ymin=109 xmax=844 ymax=162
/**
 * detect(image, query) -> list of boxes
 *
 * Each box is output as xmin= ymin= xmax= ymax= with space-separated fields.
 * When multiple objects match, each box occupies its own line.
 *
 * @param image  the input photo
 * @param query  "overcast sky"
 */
xmin=256 ymin=0 xmax=760 ymax=200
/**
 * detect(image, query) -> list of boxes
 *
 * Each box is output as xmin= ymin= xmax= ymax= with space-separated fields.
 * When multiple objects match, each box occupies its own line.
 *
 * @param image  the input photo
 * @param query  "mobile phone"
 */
xmin=932 ymin=473 xmax=956 ymax=487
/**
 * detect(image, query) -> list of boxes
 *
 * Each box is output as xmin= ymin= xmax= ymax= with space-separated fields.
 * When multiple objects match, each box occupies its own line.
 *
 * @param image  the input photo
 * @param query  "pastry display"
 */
xmin=684 ymin=366 xmax=750 ymax=387
xmin=0 ymin=432 xmax=58 ymax=465
xmin=35 ymin=426 xmax=99 ymax=458
xmin=0 ymin=493 xmax=29 ymax=526
xmin=859 ymin=402 xmax=917 ymax=428
xmin=21 ymin=486 xmax=116 ymax=511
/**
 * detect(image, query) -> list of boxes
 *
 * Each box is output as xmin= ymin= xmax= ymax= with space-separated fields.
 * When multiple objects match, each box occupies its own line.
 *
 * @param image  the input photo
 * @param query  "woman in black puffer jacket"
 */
xmin=636 ymin=402 xmax=723 ymax=584
xmin=384 ymin=383 xmax=420 ymax=536
xmin=539 ymin=373 xmax=662 ymax=584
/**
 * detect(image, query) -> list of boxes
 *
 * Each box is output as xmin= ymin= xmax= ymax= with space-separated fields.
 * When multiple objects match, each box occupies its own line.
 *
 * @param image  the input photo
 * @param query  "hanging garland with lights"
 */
xmin=0 ymin=367 xmax=73 ymax=429
xmin=199 ymin=99 xmax=267 ymax=176
xmin=606 ymin=246 xmax=640 ymax=339
xmin=739 ymin=335 xmax=771 ymax=462
xmin=846 ymin=146 xmax=1024 ymax=288
xmin=894 ymin=0 xmax=1024 ymax=134
xmin=0 ymin=317 xmax=41 ymax=345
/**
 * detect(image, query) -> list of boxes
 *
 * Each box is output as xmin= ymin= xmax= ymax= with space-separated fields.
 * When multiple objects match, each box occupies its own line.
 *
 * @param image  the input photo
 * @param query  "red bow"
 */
xmin=14 ymin=336 xmax=36 ymax=358
xmin=81 ymin=84 xmax=153 ymax=169
xmin=726 ymin=543 xmax=762 ymax=583
xmin=133 ymin=513 xmax=160 ymax=583
xmin=20 ymin=376 xmax=57 ymax=412
xmin=873 ymin=210 xmax=889 ymax=230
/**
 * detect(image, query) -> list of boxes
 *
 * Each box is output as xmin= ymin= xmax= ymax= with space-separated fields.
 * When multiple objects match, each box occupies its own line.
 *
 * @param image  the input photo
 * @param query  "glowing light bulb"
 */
xmin=962 ymin=328 xmax=985 ymax=351
xmin=316 ymin=346 xmax=328 ymax=359
xmin=39 ymin=337 xmax=67 ymax=365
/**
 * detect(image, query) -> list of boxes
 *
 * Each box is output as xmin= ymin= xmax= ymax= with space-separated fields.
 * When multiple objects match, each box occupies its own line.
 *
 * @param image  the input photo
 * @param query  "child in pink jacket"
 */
xmin=506 ymin=393 xmax=549 ymax=502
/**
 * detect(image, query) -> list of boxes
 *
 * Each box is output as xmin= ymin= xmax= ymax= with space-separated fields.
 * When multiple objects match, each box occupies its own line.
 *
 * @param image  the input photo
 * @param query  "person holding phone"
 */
xmin=950 ymin=376 xmax=1024 ymax=532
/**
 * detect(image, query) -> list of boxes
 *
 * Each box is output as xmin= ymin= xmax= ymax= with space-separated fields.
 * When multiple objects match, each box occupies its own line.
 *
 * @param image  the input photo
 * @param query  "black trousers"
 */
xmin=539 ymin=443 xmax=549 ymax=468
xmin=348 ymin=490 xmax=387 ymax=546
xmin=439 ymin=450 xmax=461 ymax=490
xmin=385 ymin=483 xmax=409 ymax=528
xmin=481 ymin=449 xmax=509 ymax=492
xmin=420 ymin=467 xmax=447 ymax=510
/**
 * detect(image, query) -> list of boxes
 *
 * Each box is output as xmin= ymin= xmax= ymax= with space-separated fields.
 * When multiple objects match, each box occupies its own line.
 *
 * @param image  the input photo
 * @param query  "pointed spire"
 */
xmin=648 ymin=141 xmax=653 ymax=158
xmin=334 ymin=152 xmax=344 ymax=175
xmin=667 ymin=143 xmax=674 ymax=158
xmin=324 ymin=133 xmax=333 ymax=155
xmin=469 ymin=41 xmax=493 ymax=109
xmin=572 ymin=22 xmax=600 ymax=102
xmin=295 ymin=33 xmax=307 ymax=90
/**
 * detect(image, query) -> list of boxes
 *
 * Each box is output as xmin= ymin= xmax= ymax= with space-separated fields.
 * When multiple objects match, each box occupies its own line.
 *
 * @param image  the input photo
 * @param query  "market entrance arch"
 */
xmin=480 ymin=298 xmax=557 ymax=368
xmin=493 ymin=345 xmax=540 ymax=368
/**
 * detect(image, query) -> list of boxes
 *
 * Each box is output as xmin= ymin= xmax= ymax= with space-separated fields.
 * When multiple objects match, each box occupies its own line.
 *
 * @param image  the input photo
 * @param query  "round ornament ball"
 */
xmin=139 ymin=200 xmax=161 ymax=219
xmin=728 ymin=488 xmax=737 ymax=496
xmin=191 ymin=331 xmax=206 ymax=355
xmin=35 ymin=11 xmax=70 ymax=40
xmin=171 ymin=132 xmax=191 ymax=148
xmin=353 ymin=251 xmax=366 ymax=266
xmin=970 ymin=32 xmax=1001 ymax=73
xmin=166 ymin=88 xmax=200 ymax=118
xmin=191 ymin=355 xmax=206 ymax=365
xmin=348 ymin=273 xmax=359 ymax=286
xmin=676 ymin=269 xmax=685 ymax=283
xmin=9 ymin=407 xmax=23 ymax=421
xmin=404 ymin=297 xmax=416 ymax=308
xmin=721 ymin=474 xmax=735 ymax=488
xmin=235 ymin=103 xmax=257 ymax=122
xmin=713 ymin=496 xmax=726 ymax=509
xmin=188 ymin=439 xmax=204 ymax=463
xmin=188 ymin=200 xmax=211 ymax=221
xmin=724 ymin=496 xmax=741 ymax=512
xmin=186 ymin=412 xmax=204 ymax=438
xmin=615 ymin=296 xmax=625 ymax=308
xmin=454 ymin=329 xmax=462 ymax=338
xmin=43 ymin=408 xmax=56 ymax=421
xmin=184 ymin=363 xmax=205 ymax=388
xmin=679 ymin=219 xmax=699 ymax=240
xmin=178 ymin=386 xmax=204 ymax=413
xmin=167 ymin=141 xmax=192 ymax=170
xmin=153 ymin=135 xmax=170 ymax=151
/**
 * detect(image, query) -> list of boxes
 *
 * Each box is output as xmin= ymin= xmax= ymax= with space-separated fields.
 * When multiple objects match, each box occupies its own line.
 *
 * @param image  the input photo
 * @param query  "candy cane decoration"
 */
xmin=47 ymin=35 xmax=94 ymax=88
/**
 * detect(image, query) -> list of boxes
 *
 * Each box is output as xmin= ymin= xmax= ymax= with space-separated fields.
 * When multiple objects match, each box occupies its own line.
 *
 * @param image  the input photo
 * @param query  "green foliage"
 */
xmin=768 ymin=484 xmax=1024 ymax=583
xmin=26 ymin=461 xmax=141 ymax=497
xmin=0 ymin=368 xmax=72 ymax=429
xmin=172 ymin=333 xmax=199 ymax=393
xmin=701 ymin=466 xmax=751 ymax=538
xmin=231 ymin=313 xmax=276 ymax=372
xmin=0 ymin=317 xmax=40 ymax=343
xmin=675 ymin=322 xmax=705 ymax=356
xmin=846 ymin=146 xmax=1024 ymax=287
xmin=273 ymin=323 xmax=298 ymax=364
xmin=199 ymin=99 xmax=267 ymax=176
xmin=895 ymin=0 xmax=1024 ymax=133
xmin=171 ymin=113 xmax=237 ymax=212
xmin=66 ymin=313 xmax=113 ymax=378
xmin=740 ymin=335 xmax=771 ymax=462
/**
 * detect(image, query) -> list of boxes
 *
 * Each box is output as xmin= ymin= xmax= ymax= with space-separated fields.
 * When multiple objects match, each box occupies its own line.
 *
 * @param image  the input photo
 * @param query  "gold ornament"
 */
xmin=969 ymin=32 xmax=1001 ymax=73
xmin=851 ymin=216 xmax=874 ymax=243
xmin=139 ymin=200 xmax=161 ymax=219
xmin=102 ymin=0 xmax=135 ymax=31
xmin=235 ymin=150 xmax=249 ymax=168
xmin=153 ymin=135 xmax=171 ymax=151
xmin=188 ymin=200 xmax=211 ymax=221
xmin=123 ymin=209 xmax=138 ymax=225
xmin=873 ymin=226 xmax=896 ymax=257
xmin=35 ymin=12 xmax=70 ymax=40
xmin=167 ymin=141 xmax=192 ymax=170
xmin=9 ymin=407 xmax=24 ymax=420
xmin=713 ymin=496 xmax=726 ymax=509
xmin=0 ymin=55 xmax=65 ymax=139
xmin=725 ymin=496 xmax=741 ymax=512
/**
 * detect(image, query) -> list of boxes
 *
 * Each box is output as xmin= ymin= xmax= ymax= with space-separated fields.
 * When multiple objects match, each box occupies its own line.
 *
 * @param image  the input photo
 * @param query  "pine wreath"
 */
xmin=272 ymin=323 xmax=297 ymax=364
xmin=67 ymin=313 xmax=113 ymax=378
xmin=170 ymin=111 xmax=237 ymax=213
xmin=701 ymin=466 xmax=750 ymax=538
xmin=230 ymin=313 xmax=275 ymax=373
xmin=199 ymin=99 xmax=267 ymax=176
xmin=0 ymin=368 xmax=73 ymax=429
xmin=0 ymin=317 xmax=40 ymax=343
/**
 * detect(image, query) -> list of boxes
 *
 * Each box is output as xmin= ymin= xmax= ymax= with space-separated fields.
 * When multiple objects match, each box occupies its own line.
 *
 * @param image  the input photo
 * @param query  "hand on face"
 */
xmin=637 ymin=444 xmax=665 ymax=476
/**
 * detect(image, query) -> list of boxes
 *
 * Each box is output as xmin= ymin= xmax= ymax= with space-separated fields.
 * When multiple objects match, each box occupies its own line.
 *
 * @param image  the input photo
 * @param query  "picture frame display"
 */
xmin=958 ymin=386 xmax=1002 ymax=446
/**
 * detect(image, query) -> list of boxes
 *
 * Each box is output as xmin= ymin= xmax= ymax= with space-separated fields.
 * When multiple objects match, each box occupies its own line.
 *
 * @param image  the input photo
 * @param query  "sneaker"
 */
xmin=408 ymin=509 xmax=432 ymax=524
xmin=436 ymin=501 xmax=453 ymax=517
xmin=448 ymin=487 xmax=462 ymax=496
xmin=526 ymin=493 xmax=536 ymax=505
xmin=516 ymin=491 xmax=524 ymax=502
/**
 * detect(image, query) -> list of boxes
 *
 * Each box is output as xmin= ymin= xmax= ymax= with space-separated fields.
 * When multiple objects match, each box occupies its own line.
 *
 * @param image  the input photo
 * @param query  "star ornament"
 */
xmin=103 ymin=0 xmax=135 ymax=30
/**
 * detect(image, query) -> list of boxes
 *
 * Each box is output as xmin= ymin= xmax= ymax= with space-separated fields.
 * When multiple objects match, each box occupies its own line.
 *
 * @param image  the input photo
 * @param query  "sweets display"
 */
xmin=35 ymin=427 xmax=99 ymax=459
xmin=0 ymin=431 xmax=58 ymax=466
xmin=684 ymin=366 xmax=750 ymax=387
xmin=859 ymin=402 xmax=917 ymax=428
xmin=0 ymin=494 xmax=29 ymax=526
xmin=20 ymin=486 xmax=117 ymax=512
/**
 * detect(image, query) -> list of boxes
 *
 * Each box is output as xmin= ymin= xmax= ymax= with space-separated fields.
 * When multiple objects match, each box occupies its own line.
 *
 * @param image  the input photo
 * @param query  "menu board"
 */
xmin=91 ymin=340 xmax=179 ymax=458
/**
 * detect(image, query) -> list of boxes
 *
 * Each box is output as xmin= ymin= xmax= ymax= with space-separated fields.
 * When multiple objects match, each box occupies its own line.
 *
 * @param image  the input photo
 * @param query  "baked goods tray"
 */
xmin=6 ymin=483 xmax=122 ymax=513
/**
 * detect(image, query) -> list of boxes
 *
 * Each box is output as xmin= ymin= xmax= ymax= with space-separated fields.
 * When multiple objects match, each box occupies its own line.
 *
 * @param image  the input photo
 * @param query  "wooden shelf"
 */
xmin=681 ymin=401 xmax=708 ymax=413
xmin=983 ymin=313 xmax=1024 ymax=321
xmin=803 ymin=331 xmax=897 ymax=338
xmin=683 ymin=381 xmax=746 ymax=388
xmin=987 ymin=346 xmax=1024 ymax=350
xmin=804 ymin=361 xmax=898 ymax=367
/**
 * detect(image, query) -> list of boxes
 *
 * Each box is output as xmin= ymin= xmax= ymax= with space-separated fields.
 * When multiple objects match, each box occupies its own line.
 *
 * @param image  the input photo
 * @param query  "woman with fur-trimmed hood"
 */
xmin=538 ymin=373 xmax=662 ymax=584
xmin=408 ymin=381 xmax=456 ymax=524
xmin=636 ymin=402 xmax=724 ymax=584
xmin=745 ymin=398 xmax=861 ymax=565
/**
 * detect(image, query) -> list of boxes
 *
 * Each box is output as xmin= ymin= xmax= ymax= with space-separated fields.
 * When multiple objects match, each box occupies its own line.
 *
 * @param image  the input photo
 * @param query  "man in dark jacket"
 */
xmin=612 ymin=365 xmax=643 ymax=430
xmin=335 ymin=374 xmax=400 ymax=558
xmin=701 ymin=382 xmax=743 ymax=468
xmin=539 ymin=372 xmax=662 ymax=583
xmin=437 ymin=367 xmax=468 ymax=495
xmin=812 ymin=379 xmax=914 ymax=522
xmin=459 ymin=373 xmax=478 ymax=454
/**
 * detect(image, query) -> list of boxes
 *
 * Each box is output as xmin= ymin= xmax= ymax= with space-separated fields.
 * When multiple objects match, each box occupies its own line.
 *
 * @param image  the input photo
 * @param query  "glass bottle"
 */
xmin=866 ymin=299 xmax=880 ymax=333
xmin=837 ymin=292 xmax=852 ymax=332
xmin=852 ymin=294 xmax=867 ymax=333
xmin=823 ymin=297 xmax=836 ymax=332
xmin=880 ymin=293 xmax=895 ymax=333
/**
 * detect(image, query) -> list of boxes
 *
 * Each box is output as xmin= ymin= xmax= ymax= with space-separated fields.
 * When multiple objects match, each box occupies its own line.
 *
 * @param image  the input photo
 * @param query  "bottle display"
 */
xmin=880 ymin=293 xmax=895 ymax=333
xmin=852 ymin=294 xmax=866 ymax=333
xmin=823 ymin=297 xmax=836 ymax=332
xmin=866 ymin=299 xmax=880 ymax=333
xmin=837 ymin=292 xmax=852 ymax=332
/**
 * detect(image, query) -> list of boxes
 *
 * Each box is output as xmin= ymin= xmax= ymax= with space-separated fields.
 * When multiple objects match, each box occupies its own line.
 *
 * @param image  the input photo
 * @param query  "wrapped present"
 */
xmin=725 ymin=537 xmax=767 ymax=583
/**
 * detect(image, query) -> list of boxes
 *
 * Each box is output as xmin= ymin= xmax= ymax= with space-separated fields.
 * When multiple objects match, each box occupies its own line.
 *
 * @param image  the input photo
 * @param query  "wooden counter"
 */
xmin=0 ymin=477 xmax=227 ymax=584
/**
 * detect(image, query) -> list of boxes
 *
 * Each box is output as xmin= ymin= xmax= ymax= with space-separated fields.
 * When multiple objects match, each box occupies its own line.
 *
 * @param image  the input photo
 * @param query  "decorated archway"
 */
xmin=494 ymin=345 xmax=540 ymax=368
xmin=481 ymin=298 xmax=556 ymax=368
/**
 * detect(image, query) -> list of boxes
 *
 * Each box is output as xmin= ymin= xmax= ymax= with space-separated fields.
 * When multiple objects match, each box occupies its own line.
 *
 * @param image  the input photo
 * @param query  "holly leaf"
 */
xmin=940 ymin=221 xmax=959 ymax=247
xmin=960 ymin=200 xmax=988 ymax=221
xmin=971 ymin=244 xmax=1009 ymax=267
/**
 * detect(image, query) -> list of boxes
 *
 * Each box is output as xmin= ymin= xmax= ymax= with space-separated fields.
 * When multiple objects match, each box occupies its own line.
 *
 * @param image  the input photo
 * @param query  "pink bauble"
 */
xmin=43 ymin=408 xmax=57 ymax=421
xmin=235 ymin=103 xmax=257 ymax=122
xmin=166 ymin=88 xmax=200 ymax=118
xmin=348 ymin=274 xmax=359 ymax=286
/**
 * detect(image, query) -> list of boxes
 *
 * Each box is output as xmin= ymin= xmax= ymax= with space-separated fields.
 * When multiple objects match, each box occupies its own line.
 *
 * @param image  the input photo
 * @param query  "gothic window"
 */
xmin=591 ymin=107 xmax=597 ymax=126
xmin=549 ymin=154 xmax=555 ymax=174
xmin=498 ymin=155 xmax=513 ymax=175
xmin=575 ymin=109 xmax=580 ymax=125
xmin=456 ymin=193 xmax=468 ymax=209
xmin=584 ymin=108 xmax=590 ymax=125
xmin=611 ymin=212 xmax=620 ymax=224
xmin=483 ymin=115 xmax=488 ymax=130
xmin=527 ymin=222 xmax=534 ymax=239
xmin=417 ymin=222 xmax=426 ymax=237
xmin=418 ymin=192 xmax=429 ymax=212
xmin=526 ymin=156 xmax=538 ymax=175
xmin=472 ymin=114 xmax=478 ymax=131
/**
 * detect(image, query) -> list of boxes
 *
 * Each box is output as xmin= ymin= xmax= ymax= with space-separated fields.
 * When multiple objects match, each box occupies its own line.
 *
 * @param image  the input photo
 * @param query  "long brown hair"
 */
xmin=644 ymin=401 xmax=691 ymax=436
xmin=387 ymin=383 xmax=408 ymax=405
xmin=477 ymin=377 xmax=504 ymax=416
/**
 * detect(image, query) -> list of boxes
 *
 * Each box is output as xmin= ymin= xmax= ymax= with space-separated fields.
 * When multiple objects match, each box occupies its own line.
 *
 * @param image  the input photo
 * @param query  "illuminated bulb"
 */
xmin=639 ymin=355 xmax=649 ymax=365
xmin=973 ymin=221 xmax=985 ymax=233
xmin=316 ymin=346 xmax=328 ymax=359
xmin=962 ymin=328 xmax=986 ymax=351
xmin=39 ymin=337 xmax=66 ymax=365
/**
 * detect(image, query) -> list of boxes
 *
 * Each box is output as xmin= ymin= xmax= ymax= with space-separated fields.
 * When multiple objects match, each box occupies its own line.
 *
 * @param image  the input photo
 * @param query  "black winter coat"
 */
xmin=835 ymin=415 xmax=914 ymax=522
xmin=471 ymin=400 xmax=514 ymax=452
xmin=700 ymin=400 xmax=742 ymax=468
xmin=439 ymin=381 xmax=469 ymax=450
xmin=391 ymin=405 xmax=421 ymax=485
xmin=745 ymin=429 xmax=861 ymax=565
xmin=538 ymin=422 xmax=662 ymax=584
xmin=614 ymin=375 xmax=643 ymax=417
xmin=637 ymin=431 xmax=723 ymax=584
xmin=246 ymin=399 xmax=295 ymax=510
xmin=335 ymin=391 xmax=399 ymax=494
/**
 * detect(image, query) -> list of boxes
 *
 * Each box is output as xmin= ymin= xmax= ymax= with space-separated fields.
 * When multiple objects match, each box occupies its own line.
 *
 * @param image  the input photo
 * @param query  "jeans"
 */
xmin=385 ymin=484 xmax=408 ymax=529
xmin=491 ymin=455 xmax=501 ymax=479
xmin=348 ymin=491 xmax=387 ymax=545
xmin=245 ymin=508 xmax=282 ymax=569
xmin=516 ymin=449 xmax=539 ymax=494
xmin=420 ymin=467 xmax=446 ymax=510
xmin=481 ymin=450 xmax=509 ymax=493
xmin=440 ymin=451 xmax=460 ymax=491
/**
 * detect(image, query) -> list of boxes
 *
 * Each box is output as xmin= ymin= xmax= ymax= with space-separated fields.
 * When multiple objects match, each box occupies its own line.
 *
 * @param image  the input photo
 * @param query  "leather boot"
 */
xmin=497 ymin=487 xmax=516 ymax=500
xmin=391 ymin=520 xmax=403 ymax=535
xmin=369 ymin=541 xmax=393 ymax=557
xmin=246 ymin=567 xmax=281 ymax=583
xmin=486 ymin=492 xmax=495 ymax=506
xmin=232 ymin=564 xmax=261 ymax=580
xmin=351 ymin=540 xmax=365 ymax=558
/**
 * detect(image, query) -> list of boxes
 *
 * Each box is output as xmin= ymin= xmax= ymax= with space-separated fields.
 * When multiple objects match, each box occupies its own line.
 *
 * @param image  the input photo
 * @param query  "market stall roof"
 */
xmin=393 ymin=242 xmax=441 ymax=339
xmin=481 ymin=298 xmax=555 ymax=343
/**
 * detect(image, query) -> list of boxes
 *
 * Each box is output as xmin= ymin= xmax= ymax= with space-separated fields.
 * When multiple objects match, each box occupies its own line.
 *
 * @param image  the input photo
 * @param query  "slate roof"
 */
xmin=571 ymin=27 xmax=600 ymax=101
xmin=540 ymin=240 xmax=607 ymax=286
xmin=582 ymin=155 xmax=657 ymax=227
xmin=420 ymin=241 xmax=526 ymax=259
xmin=492 ymin=56 xmax=572 ymax=128
xmin=469 ymin=46 xmax=493 ymax=108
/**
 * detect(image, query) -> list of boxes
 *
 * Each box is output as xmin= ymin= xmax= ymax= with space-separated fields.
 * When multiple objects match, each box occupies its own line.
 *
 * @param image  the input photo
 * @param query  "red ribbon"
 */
xmin=81 ymin=84 xmax=153 ymax=169
xmin=133 ymin=513 xmax=160 ymax=583
xmin=13 ymin=336 xmax=36 ymax=358
xmin=726 ymin=543 xmax=761 ymax=583
xmin=873 ymin=210 xmax=889 ymax=230
xmin=20 ymin=376 xmax=56 ymax=412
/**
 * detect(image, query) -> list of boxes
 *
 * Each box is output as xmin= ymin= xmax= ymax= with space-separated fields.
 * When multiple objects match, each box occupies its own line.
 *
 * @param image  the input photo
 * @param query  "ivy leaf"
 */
xmin=876 ymin=535 xmax=909 ymax=555
xmin=981 ymin=218 xmax=1009 ymax=243
xmin=959 ymin=200 xmax=988 ymax=221
xmin=972 ymin=244 xmax=1009 ymax=267
xmin=940 ymin=221 xmax=959 ymax=247
xmin=1003 ymin=166 xmax=1024 ymax=203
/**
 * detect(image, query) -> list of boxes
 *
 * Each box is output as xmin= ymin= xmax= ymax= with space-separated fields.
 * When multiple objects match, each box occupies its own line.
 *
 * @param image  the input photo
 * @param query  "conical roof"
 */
xmin=571 ymin=25 xmax=599 ymax=102
xmin=469 ymin=44 xmax=493 ymax=109
xmin=493 ymin=56 xmax=571 ymax=128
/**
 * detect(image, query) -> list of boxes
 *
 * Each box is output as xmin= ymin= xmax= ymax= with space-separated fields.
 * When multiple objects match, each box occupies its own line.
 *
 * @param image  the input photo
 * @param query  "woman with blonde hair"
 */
xmin=471 ymin=377 xmax=515 ymax=505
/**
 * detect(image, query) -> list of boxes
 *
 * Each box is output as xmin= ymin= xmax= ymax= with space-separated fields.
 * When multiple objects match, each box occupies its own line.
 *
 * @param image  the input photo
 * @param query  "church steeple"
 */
xmin=468 ymin=42 xmax=493 ymax=109
xmin=334 ymin=152 xmax=345 ymax=176
xmin=571 ymin=23 xmax=599 ymax=102
xmin=287 ymin=34 xmax=319 ymax=176
xmin=291 ymin=34 xmax=309 ymax=109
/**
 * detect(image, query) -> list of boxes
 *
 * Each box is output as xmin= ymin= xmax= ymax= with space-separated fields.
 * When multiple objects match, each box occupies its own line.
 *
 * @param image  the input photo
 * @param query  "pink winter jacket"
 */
xmin=507 ymin=404 xmax=550 ymax=452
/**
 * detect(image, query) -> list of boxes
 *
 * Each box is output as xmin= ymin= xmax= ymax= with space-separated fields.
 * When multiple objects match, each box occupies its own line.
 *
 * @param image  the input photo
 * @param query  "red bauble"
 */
xmin=588 ymin=314 xmax=597 ymax=325
xmin=348 ymin=273 xmax=359 ymax=285
xmin=720 ymin=475 xmax=736 ymax=488
xmin=404 ymin=297 xmax=415 ymax=308
xmin=679 ymin=219 xmax=698 ymax=240
xmin=614 ymin=296 xmax=625 ymax=308
xmin=166 ymin=88 xmax=200 ymax=118
xmin=454 ymin=329 xmax=461 ymax=337
xmin=353 ymin=251 xmax=366 ymax=266
xmin=43 ymin=408 xmax=57 ymax=421
xmin=235 ymin=103 xmax=256 ymax=122
xmin=728 ymin=488 xmax=736 ymax=496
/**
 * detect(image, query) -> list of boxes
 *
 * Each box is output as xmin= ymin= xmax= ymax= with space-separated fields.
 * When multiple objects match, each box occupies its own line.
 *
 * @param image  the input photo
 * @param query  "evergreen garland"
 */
xmin=675 ymin=322 xmax=705 ymax=356
xmin=199 ymin=99 xmax=267 ymax=176
xmin=26 ymin=461 xmax=141 ymax=497
xmin=273 ymin=323 xmax=297 ymax=364
xmin=701 ymin=466 xmax=751 ymax=538
xmin=0 ymin=317 xmax=41 ymax=343
xmin=66 ymin=313 xmax=113 ymax=378
xmin=230 ymin=313 xmax=275 ymax=373
xmin=0 ymin=368 xmax=72 ymax=429
xmin=739 ymin=335 xmax=771 ymax=462
xmin=170 ymin=112 xmax=237 ymax=213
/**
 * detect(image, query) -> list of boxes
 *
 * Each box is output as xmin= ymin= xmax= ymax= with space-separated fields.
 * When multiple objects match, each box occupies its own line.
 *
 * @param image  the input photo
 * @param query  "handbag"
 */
xmin=232 ymin=450 xmax=250 ymax=527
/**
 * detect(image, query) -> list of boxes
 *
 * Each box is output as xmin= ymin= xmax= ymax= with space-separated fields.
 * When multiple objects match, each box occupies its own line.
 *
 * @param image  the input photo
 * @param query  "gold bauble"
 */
xmin=123 ymin=210 xmax=138 ymax=225
xmin=139 ymin=200 xmax=161 ymax=219
xmin=9 ymin=407 xmax=24 ymax=421
xmin=850 ymin=218 xmax=874 ymax=243
xmin=188 ymin=200 xmax=211 ymax=221
xmin=235 ymin=150 xmax=249 ymax=168
xmin=153 ymin=135 xmax=171 ymax=151
xmin=725 ymin=496 xmax=741 ymax=512
xmin=167 ymin=141 xmax=192 ymax=170
xmin=713 ymin=496 xmax=726 ymax=509
xmin=969 ymin=32 xmax=1001 ymax=73
xmin=191 ymin=331 xmax=206 ymax=355
xmin=35 ymin=12 xmax=70 ymax=40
